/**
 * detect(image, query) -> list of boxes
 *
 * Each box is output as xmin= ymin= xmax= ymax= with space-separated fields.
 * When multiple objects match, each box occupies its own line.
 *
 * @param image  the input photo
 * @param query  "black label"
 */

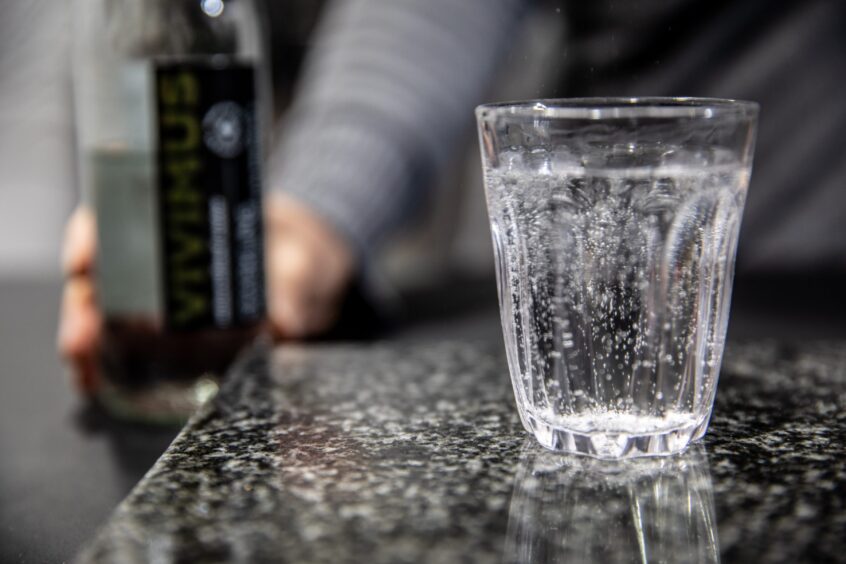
xmin=155 ymin=62 xmax=265 ymax=331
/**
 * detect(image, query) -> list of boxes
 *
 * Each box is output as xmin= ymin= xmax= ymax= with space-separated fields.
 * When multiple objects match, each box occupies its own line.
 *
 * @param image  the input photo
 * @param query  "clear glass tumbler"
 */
xmin=477 ymin=98 xmax=758 ymax=458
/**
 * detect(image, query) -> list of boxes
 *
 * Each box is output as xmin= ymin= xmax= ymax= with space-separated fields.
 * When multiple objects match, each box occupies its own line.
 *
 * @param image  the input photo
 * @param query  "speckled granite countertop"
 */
xmin=77 ymin=339 xmax=846 ymax=564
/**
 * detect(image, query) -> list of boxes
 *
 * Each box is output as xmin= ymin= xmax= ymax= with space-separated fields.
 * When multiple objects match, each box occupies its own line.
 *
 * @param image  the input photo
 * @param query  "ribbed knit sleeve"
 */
xmin=268 ymin=0 xmax=526 ymax=261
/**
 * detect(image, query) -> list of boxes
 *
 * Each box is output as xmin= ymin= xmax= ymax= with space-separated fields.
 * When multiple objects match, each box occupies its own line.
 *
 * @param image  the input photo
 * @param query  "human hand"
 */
xmin=57 ymin=197 xmax=356 ymax=394
xmin=57 ymin=206 xmax=101 ymax=394
xmin=264 ymin=194 xmax=356 ymax=339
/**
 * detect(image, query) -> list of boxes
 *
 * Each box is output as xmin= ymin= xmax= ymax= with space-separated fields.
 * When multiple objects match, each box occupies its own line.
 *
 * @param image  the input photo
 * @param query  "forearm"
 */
xmin=269 ymin=0 xmax=527 ymax=261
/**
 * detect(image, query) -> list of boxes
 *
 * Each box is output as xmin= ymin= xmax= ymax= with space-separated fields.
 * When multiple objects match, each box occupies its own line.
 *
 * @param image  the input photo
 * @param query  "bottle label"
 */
xmin=155 ymin=62 xmax=264 ymax=330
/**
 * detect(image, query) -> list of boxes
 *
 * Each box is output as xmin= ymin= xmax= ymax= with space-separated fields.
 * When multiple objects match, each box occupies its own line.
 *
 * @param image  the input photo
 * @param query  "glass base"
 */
xmin=524 ymin=412 xmax=709 ymax=460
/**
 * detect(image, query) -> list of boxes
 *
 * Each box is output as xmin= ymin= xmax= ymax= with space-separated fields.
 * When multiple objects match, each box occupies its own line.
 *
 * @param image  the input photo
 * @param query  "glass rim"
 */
xmin=476 ymin=97 xmax=759 ymax=120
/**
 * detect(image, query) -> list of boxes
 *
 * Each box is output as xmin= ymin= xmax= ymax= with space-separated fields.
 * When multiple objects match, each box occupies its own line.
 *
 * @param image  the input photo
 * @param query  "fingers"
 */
xmin=265 ymin=196 xmax=355 ymax=339
xmin=268 ymin=235 xmax=343 ymax=338
xmin=58 ymin=274 xmax=102 ymax=394
xmin=268 ymin=235 xmax=310 ymax=337
xmin=58 ymin=206 xmax=101 ymax=394
xmin=62 ymin=206 xmax=96 ymax=277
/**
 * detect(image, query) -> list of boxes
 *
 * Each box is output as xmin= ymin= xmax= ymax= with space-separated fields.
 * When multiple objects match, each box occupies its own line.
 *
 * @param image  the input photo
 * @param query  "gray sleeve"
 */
xmin=268 ymin=0 xmax=526 ymax=261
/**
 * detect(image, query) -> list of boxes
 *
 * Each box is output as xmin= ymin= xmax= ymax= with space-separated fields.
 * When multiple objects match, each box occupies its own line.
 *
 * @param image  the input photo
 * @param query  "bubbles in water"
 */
xmin=525 ymin=148 xmax=551 ymax=174
xmin=484 ymin=150 xmax=746 ymax=436
xmin=500 ymin=150 xmax=524 ymax=172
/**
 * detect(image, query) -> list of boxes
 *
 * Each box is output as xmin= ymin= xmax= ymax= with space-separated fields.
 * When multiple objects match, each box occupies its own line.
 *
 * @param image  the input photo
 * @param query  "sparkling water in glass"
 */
xmin=477 ymin=98 xmax=758 ymax=458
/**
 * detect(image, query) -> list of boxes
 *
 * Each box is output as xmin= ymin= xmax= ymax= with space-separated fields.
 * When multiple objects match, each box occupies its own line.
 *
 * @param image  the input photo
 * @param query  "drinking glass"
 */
xmin=477 ymin=98 xmax=757 ymax=458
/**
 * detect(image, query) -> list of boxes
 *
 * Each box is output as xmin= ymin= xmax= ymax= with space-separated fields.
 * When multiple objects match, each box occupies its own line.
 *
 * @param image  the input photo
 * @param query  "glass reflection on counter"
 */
xmin=504 ymin=441 xmax=719 ymax=564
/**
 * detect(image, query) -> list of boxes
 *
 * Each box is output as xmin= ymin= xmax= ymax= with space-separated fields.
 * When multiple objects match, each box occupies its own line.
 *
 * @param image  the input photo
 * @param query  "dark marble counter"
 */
xmin=77 ymin=339 xmax=846 ymax=564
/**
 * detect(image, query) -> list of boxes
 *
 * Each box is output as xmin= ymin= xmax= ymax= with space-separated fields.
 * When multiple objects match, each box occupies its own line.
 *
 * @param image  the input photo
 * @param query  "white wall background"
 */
xmin=0 ymin=1 xmax=76 ymax=280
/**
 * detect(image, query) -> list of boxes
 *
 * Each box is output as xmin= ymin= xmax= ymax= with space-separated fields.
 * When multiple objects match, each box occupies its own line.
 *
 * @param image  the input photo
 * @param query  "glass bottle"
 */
xmin=72 ymin=0 xmax=270 ymax=423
